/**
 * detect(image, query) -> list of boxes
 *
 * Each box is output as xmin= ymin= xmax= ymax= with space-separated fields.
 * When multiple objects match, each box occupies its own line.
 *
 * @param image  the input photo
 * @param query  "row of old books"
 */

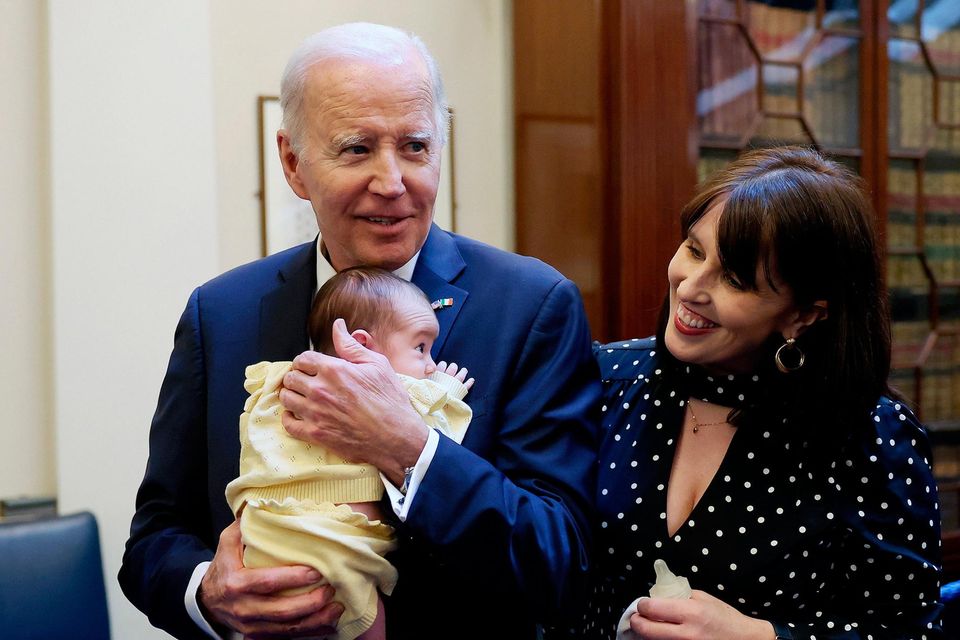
xmin=889 ymin=317 xmax=960 ymax=424
xmin=886 ymin=158 xmax=960 ymax=290
xmin=696 ymin=2 xmax=861 ymax=151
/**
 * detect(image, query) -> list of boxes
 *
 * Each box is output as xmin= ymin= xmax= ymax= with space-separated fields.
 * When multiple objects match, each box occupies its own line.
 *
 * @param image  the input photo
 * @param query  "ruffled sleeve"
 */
xmin=241 ymin=360 xmax=287 ymax=411
xmin=401 ymin=373 xmax=473 ymax=445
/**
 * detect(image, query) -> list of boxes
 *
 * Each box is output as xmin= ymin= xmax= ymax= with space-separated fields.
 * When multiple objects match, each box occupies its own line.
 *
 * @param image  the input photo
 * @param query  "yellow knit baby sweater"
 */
xmin=224 ymin=360 xmax=473 ymax=640
xmin=225 ymin=360 xmax=472 ymax=515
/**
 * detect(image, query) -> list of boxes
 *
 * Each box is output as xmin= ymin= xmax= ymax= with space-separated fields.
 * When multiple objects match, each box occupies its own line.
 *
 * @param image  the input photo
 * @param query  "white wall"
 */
xmin=48 ymin=1 xmax=220 ymax=637
xmin=0 ymin=1 xmax=54 ymax=500
xmin=0 ymin=2 xmax=512 ymax=639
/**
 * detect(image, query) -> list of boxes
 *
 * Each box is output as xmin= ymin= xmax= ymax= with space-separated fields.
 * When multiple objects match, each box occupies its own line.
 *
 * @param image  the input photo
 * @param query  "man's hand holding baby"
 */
xmin=280 ymin=318 xmax=430 ymax=487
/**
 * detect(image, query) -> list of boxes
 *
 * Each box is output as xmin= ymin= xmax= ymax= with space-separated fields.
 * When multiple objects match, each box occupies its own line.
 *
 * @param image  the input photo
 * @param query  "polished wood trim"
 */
xmin=514 ymin=0 xmax=696 ymax=341
xmin=599 ymin=0 xmax=619 ymax=342
xmin=607 ymin=0 xmax=698 ymax=339
xmin=863 ymin=0 xmax=888 ymax=248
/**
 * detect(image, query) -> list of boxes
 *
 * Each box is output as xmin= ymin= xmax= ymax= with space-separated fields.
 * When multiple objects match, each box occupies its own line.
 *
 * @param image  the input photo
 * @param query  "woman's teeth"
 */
xmin=677 ymin=304 xmax=717 ymax=329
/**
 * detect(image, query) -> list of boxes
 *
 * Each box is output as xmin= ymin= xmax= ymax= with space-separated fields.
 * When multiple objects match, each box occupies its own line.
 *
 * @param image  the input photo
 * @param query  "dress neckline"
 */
xmin=676 ymin=364 xmax=764 ymax=411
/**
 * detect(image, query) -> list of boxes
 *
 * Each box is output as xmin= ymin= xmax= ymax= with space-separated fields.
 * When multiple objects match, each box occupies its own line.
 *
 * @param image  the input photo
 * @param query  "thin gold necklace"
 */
xmin=687 ymin=400 xmax=728 ymax=434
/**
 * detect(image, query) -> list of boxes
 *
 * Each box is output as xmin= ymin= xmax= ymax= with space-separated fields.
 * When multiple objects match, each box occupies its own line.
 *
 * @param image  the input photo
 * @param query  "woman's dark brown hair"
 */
xmin=308 ymin=266 xmax=431 ymax=355
xmin=657 ymin=146 xmax=894 ymax=432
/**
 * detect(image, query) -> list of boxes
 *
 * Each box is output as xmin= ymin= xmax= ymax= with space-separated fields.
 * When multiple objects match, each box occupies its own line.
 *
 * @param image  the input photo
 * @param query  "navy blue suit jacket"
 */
xmin=119 ymin=225 xmax=601 ymax=639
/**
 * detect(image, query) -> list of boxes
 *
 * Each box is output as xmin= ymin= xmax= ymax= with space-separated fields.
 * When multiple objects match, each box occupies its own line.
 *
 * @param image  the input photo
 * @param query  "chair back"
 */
xmin=0 ymin=511 xmax=111 ymax=640
xmin=943 ymin=580 xmax=960 ymax=638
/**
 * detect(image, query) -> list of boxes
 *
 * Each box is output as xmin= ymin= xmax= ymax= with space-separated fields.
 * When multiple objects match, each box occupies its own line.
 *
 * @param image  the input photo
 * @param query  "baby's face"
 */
xmin=379 ymin=296 xmax=439 ymax=379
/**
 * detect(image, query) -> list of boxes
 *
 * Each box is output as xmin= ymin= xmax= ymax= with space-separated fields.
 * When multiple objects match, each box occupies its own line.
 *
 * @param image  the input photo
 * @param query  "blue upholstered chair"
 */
xmin=943 ymin=580 xmax=960 ymax=637
xmin=0 ymin=511 xmax=111 ymax=640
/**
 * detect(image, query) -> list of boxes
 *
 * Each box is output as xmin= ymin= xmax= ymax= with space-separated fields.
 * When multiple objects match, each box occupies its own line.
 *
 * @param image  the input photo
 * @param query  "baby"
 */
xmin=225 ymin=267 xmax=473 ymax=640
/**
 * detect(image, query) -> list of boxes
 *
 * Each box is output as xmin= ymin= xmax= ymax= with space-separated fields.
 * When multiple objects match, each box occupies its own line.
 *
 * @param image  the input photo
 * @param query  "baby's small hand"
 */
xmin=436 ymin=361 xmax=475 ymax=390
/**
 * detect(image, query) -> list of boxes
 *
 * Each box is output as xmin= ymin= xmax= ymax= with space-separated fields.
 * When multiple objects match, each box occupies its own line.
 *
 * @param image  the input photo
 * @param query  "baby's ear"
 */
xmin=351 ymin=329 xmax=374 ymax=349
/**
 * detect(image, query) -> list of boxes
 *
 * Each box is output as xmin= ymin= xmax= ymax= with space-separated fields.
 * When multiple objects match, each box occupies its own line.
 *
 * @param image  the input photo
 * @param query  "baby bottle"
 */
xmin=648 ymin=559 xmax=692 ymax=599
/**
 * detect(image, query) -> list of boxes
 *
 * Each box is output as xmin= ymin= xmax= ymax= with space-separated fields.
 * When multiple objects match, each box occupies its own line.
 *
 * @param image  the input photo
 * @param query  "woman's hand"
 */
xmin=629 ymin=591 xmax=776 ymax=640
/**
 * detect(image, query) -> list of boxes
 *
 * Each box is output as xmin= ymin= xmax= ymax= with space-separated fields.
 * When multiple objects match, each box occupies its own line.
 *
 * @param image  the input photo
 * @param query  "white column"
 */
xmin=0 ymin=1 xmax=54 ymax=499
xmin=49 ymin=1 xmax=219 ymax=637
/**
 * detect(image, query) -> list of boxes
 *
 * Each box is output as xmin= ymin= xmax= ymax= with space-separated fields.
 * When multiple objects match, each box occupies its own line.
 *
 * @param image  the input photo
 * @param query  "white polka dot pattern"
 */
xmin=551 ymin=339 xmax=944 ymax=640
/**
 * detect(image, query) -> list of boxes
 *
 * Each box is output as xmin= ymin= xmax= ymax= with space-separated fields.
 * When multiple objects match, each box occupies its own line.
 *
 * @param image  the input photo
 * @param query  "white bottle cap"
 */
xmin=648 ymin=559 xmax=692 ymax=599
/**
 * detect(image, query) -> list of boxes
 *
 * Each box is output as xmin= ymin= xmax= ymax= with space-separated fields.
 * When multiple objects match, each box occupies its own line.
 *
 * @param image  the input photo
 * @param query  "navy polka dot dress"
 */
xmin=568 ymin=337 xmax=943 ymax=639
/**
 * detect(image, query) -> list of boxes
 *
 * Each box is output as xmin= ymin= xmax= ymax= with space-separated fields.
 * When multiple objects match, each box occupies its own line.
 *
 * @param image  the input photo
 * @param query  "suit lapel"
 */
xmin=413 ymin=225 xmax=468 ymax=356
xmin=255 ymin=229 xmax=464 ymax=360
xmin=414 ymin=265 xmax=467 ymax=356
xmin=258 ymin=241 xmax=317 ymax=362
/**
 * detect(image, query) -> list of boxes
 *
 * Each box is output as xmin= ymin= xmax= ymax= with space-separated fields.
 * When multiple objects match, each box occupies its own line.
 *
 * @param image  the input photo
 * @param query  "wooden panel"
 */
xmin=516 ymin=118 xmax=605 ymax=336
xmin=512 ymin=0 xmax=601 ymax=119
xmin=607 ymin=0 xmax=698 ymax=339
xmin=514 ymin=0 xmax=697 ymax=342
xmin=514 ymin=0 xmax=608 ymax=338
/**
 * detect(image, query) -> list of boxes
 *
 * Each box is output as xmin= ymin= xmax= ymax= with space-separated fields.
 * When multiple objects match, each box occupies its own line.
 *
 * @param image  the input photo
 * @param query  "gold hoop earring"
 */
xmin=775 ymin=338 xmax=805 ymax=373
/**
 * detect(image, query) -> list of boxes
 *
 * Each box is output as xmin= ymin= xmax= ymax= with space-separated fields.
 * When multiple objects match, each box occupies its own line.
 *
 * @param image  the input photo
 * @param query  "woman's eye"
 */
xmin=685 ymin=243 xmax=703 ymax=259
xmin=416 ymin=344 xmax=425 ymax=353
xmin=724 ymin=273 xmax=745 ymax=290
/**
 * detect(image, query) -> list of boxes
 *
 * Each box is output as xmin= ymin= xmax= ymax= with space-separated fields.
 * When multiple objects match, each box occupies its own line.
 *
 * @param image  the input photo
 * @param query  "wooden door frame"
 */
xmin=603 ymin=0 xmax=700 ymax=340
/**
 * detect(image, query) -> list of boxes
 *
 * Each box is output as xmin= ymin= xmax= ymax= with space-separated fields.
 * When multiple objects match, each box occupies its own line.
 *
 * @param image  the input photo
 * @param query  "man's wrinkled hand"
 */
xmin=198 ymin=521 xmax=343 ymax=639
xmin=280 ymin=318 xmax=429 ymax=485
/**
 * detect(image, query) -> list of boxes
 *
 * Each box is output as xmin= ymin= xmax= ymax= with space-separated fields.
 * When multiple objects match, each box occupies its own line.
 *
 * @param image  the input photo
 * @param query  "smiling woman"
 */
xmin=553 ymin=146 xmax=944 ymax=640
xmin=664 ymin=202 xmax=823 ymax=376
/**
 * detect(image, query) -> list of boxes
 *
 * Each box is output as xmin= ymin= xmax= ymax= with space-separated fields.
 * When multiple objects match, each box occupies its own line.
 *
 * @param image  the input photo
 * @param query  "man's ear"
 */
xmin=350 ymin=329 xmax=376 ymax=349
xmin=784 ymin=300 xmax=828 ymax=339
xmin=277 ymin=130 xmax=310 ymax=200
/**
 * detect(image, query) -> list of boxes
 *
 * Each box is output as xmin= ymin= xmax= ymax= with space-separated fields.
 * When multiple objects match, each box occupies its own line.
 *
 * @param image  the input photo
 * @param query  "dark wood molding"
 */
xmin=515 ymin=0 xmax=697 ymax=342
xmin=606 ymin=0 xmax=698 ymax=339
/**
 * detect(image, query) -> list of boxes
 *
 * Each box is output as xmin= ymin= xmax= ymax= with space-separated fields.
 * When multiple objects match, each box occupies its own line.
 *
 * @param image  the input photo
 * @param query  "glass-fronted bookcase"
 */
xmin=695 ymin=0 xmax=960 ymax=539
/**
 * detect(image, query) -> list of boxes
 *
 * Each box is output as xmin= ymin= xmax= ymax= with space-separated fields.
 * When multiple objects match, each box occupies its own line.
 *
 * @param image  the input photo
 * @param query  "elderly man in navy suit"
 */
xmin=119 ymin=22 xmax=600 ymax=640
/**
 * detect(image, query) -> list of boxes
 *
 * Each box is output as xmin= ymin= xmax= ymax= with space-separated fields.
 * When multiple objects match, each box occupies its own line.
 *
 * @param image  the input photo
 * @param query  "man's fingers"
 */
xmin=280 ymin=409 xmax=314 ymax=444
xmin=239 ymin=565 xmax=325 ymax=597
xmin=331 ymin=318 xmax=378 ymax=364
xmin=244 ymin=583 xmax=335 ymax=621
xmin=280 ymin=369 xmax=340 ymax=416
xmin=296 ymin=599 xmax=346 ymax=633
xmin=217 ymin=520 xmax=246 ymax=568
xmin=290 ymin=350 xmax=327 ymax=376
xmin=241 ymin=597 xmax=345 ymax=639
xmin=284 ymin=596 xmax=345 ymax=630
xmin=279 ymin=371 xmax=312 ymax=404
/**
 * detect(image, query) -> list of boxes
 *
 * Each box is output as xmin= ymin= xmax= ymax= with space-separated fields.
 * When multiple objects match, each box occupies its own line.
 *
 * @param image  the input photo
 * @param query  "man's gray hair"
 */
xmin=280 ymin=22 xmax=450 ymax=155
